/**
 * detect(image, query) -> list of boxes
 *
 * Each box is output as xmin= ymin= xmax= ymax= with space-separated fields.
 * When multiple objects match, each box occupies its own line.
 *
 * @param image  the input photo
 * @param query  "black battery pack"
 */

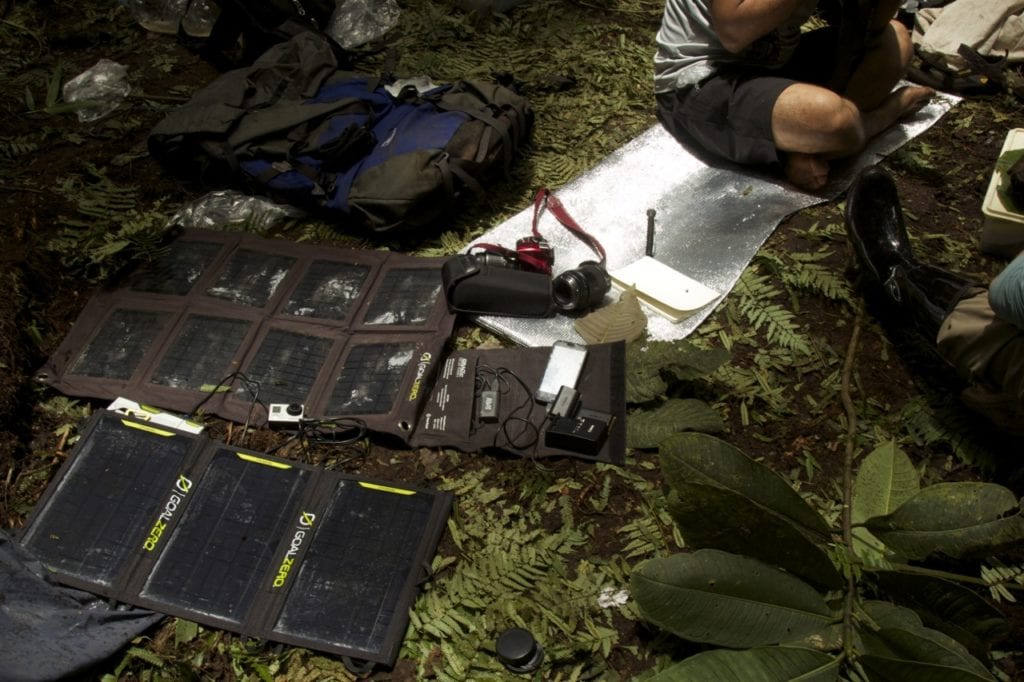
xmin=544 ymin=409 xmax=611 ymax=456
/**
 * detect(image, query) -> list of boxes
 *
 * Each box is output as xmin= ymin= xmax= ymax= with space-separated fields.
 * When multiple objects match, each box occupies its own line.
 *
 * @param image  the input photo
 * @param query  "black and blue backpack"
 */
xmin=149 ymin=31 xmax=533 ymax=233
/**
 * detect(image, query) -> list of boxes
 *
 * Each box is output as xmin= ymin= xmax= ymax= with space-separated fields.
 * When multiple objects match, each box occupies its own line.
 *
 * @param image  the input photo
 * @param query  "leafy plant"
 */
xmin=735 ymin=265 xmax=814 ymax=356
xmin=46 ymin=165 xmax=171 ymax=280
xmin=396 ymin=464 xmax=631 ymax=681
xmin=631 ymin=433 xmax=1024 ymax=679
xmin=624 ymin=338 xmax=730 ymax=405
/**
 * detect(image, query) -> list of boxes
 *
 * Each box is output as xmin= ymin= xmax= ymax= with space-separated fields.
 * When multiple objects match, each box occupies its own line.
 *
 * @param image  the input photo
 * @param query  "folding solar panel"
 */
xmin=39 ymin=230 xmax=456 ymax=440
xmin=361 ymin=267 xmax=443 ymax=326
xmin=242 ymin=328 xmax=334 ymax=406
xmin=19 ymin=411 xmax=452 ymax=666
xmin=282 ymin=259 xmax=370 ymax=320
xmin=151 ymin=315 xmax=252 ymax=390
xmin=70 ymin=309 xmax=175 ymax=381
xmin=325 ymin=341 xmax=417 ymax=416
xmin=126 ymin=240 xmax=223 ymax=296
xmin=20 ymin=415 xmax=201 ymax=590
xmin=205 ymin=249 xmax=297 ymax=307
xmin=269 ymin=478 xmax=441 ymax=657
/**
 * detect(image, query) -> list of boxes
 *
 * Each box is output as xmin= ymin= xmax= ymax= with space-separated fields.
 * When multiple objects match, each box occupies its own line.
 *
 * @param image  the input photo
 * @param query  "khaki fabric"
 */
xmin=914 ymin=0 xmax=1024 ymax=71
xmin=937 ymin=288 xmax=1024 ymax=430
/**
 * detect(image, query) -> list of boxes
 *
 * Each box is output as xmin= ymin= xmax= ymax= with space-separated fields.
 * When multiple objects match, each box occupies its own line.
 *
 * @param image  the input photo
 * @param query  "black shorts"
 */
xmin=656 ymin=27 xmax=842 ymax=167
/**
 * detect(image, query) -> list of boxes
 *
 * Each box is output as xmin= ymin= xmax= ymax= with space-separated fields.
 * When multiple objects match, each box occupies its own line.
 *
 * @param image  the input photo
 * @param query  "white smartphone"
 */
xmin=535 ymin=341 xmax=588 ymax=403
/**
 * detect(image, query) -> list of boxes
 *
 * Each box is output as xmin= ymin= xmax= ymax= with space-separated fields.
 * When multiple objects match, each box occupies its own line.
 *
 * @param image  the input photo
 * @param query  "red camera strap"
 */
xmin=531 ymin=188 xmax=606 ymax=265
xmin=467 ymin=187 xmax=606 ymax=273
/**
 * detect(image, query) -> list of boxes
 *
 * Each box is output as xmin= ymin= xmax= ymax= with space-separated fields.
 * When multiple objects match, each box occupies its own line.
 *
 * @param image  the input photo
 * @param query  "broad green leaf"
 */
xmin=875 ymin=573 xmax=1009 ymax=662
xmin=864 ymin=482 xmax=1024 ymax=560
xmin=174 ymin=618 xmax=200 ymax=646
xmin=660 ymin=432 xmax=831 ymax=537
xmin=859 ymin=602 xmax=996 ymax=681
xmin=852 ymin=441 xmax=919 ymax=522
xmin=631 ymin=549 xmax=836 ymax=648
xmin=667 ymin=486 xmax=843 ymax=591
xmin=786 ymin=623 xmax=845 ymax=653
xmin=625 ymin=339 xmax=729 ymax=404
xmin=860 ymin=599 xmax=925 ymax=630
xmin=851 ymin=441 xmax=919 ymax=562
xmin=627 ymin=398 xmax=724 ymax=449
xmin=997 ymin=148 xmax=1024 ymax=212
xmin=647 ymin=646 xmax=840 ymax=681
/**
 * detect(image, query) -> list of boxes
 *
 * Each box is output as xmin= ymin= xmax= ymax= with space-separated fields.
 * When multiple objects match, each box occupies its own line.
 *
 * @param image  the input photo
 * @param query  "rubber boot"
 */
xmin=884 ymin=262 xmax=976 ymax=340
xmin=844 ymin=164 xmax=916 ymax=284
xmin=845 ymin=165 xmax=974 ymax=339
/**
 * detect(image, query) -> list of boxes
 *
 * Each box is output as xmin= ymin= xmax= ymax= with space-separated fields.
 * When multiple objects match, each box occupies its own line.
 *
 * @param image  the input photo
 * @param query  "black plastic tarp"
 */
xmin=0 ymin=531 xmax=162 ymax=682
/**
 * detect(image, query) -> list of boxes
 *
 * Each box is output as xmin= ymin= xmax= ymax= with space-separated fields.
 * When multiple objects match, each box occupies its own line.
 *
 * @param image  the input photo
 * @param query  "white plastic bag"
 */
xmin=62 ymin=59 xmax=131 ymax=123
xmin=123 ymin=0 xmax=218 ymax=37
xmin=327 ymin=0 xmax=401 ymax=50
xmin=169 ymin=190 xmax=307 ymax=232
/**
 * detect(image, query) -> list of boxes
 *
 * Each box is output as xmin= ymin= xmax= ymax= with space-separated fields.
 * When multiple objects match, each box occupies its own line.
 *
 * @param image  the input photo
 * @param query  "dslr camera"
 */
xmin=442 ymin=248 xmax=611 ymax=318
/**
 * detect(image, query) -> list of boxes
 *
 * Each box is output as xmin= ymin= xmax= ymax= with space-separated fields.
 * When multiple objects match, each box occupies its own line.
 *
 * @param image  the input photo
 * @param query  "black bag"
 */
xmin=202 ymin=0 xmax=345 ymax=67
xmin=442 ymin=255 xmax=555 ymax=317
xmin=149 ymin=31 xmax=533 ymax=234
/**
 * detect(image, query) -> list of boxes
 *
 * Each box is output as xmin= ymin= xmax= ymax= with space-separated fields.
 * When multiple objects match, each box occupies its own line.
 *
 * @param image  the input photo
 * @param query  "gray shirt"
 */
xmin=654 ymin=0 xmax=818 ymax=93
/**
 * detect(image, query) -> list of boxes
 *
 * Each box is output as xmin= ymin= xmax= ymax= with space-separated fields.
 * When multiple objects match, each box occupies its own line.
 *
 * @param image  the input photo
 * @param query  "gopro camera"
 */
xmin=268 ymin=403 xmax=305 ymax=425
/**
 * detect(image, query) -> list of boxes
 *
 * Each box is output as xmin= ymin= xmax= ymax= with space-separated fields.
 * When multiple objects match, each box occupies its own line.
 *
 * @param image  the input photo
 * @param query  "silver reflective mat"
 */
xmin=473 ymin=92 xmax=960 ymax=347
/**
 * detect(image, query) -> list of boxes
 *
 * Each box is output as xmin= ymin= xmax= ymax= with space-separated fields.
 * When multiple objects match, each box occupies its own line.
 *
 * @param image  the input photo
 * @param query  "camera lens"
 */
xmin=472 ymin=251 xmax=519 ymax=269
xmin=552 ymin=261 xmax=611 ymax=313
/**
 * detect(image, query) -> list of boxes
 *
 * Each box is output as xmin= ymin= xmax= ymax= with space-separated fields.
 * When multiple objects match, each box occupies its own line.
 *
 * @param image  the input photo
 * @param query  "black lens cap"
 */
xmin=495 ymin=627 xmax=544 ymax=674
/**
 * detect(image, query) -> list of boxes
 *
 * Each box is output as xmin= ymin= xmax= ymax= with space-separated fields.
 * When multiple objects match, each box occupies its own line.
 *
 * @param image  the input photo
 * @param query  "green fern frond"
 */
xmin=403 ymin=466 xmax=626 ymax=679
xmin=530 ymin=151 xmax=587 ymax=188
xmin=64 ymin=164 xmax=138 ymax=224
xmin=758 ymin=303 xmax=813 ymax=354
xmin=981 ymin=560 xmax=1024 ymax=603
xmin=899 ymin=397 xmax=999 ymax=469
xmin=784 ymin=259 xmax=854 ymax=304
xmin=617 ymin=514 xmax=668 ymax=559
xmin=0 ymin=135 xmax=41 ymax=159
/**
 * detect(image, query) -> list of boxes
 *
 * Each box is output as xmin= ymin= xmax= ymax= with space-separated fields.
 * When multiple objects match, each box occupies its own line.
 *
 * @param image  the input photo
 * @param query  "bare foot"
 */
xmin=891 ymin=84 xmax=935 ymax=119
xmin=862 ymin=84 xmax=935 ymax=142
xmin=785 ymin=153 xmax=829 ymax=191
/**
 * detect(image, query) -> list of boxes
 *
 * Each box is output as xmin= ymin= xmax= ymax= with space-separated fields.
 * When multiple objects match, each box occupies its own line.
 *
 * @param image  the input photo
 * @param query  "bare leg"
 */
xmin=772 ymin=82 xmax=931 ymax=190
xmin=770 ymin=18 xmax=933 ymax=191
xmin=846 ymin=19 xmax=915 ymax=110
xmin=767 ymin=6 xmax=934 ymax=191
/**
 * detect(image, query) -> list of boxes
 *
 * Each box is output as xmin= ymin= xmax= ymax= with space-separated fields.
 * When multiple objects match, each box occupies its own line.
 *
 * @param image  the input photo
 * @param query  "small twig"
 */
xmin=867 ymin=562 xmax=1024 ymax=592
xmin=129 ymin=92 xmax=192 ymax=103
xmin=839 ymin=303 xmax=864 ymax=656
xmin=2 ymin=19 xmax=44 ymax=55
xmin=0 ymin=184 xmax=46 ymax=194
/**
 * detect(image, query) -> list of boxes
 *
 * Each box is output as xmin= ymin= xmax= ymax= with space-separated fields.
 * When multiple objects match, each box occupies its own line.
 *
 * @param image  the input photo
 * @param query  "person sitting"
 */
xmin=654 ymin=0 xmax=935 ymax=190
xmin=845 ymin=165 xmax=1024 ymax=434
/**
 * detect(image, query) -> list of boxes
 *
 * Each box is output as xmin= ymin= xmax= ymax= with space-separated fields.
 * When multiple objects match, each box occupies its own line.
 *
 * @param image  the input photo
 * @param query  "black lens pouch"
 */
xmin=442 ymin=255 xmax=555 ymax=317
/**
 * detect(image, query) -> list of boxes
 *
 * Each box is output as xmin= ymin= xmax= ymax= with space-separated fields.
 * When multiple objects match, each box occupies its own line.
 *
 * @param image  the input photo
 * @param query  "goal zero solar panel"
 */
xmin=38 ymin=230 xmax=455 ymax=439
xmin=19 ymin=411 xmax=452 ymax=666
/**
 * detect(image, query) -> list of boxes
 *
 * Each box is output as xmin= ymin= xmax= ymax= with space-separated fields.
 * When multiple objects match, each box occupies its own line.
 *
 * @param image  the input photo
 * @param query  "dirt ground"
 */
xmin=3 ymin=0 xmax=1024 ymax=680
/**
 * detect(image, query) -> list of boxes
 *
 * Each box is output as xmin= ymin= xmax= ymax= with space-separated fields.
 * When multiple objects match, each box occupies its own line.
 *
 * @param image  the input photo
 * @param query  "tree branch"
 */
xmin=839 ymin=303 xmax=864 ymax=655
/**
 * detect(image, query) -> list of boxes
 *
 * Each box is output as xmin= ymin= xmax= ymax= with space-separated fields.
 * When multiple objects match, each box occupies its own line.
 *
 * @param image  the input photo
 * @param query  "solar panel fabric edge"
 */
xmin=17 ymin=410 xmax=454 ymax=667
